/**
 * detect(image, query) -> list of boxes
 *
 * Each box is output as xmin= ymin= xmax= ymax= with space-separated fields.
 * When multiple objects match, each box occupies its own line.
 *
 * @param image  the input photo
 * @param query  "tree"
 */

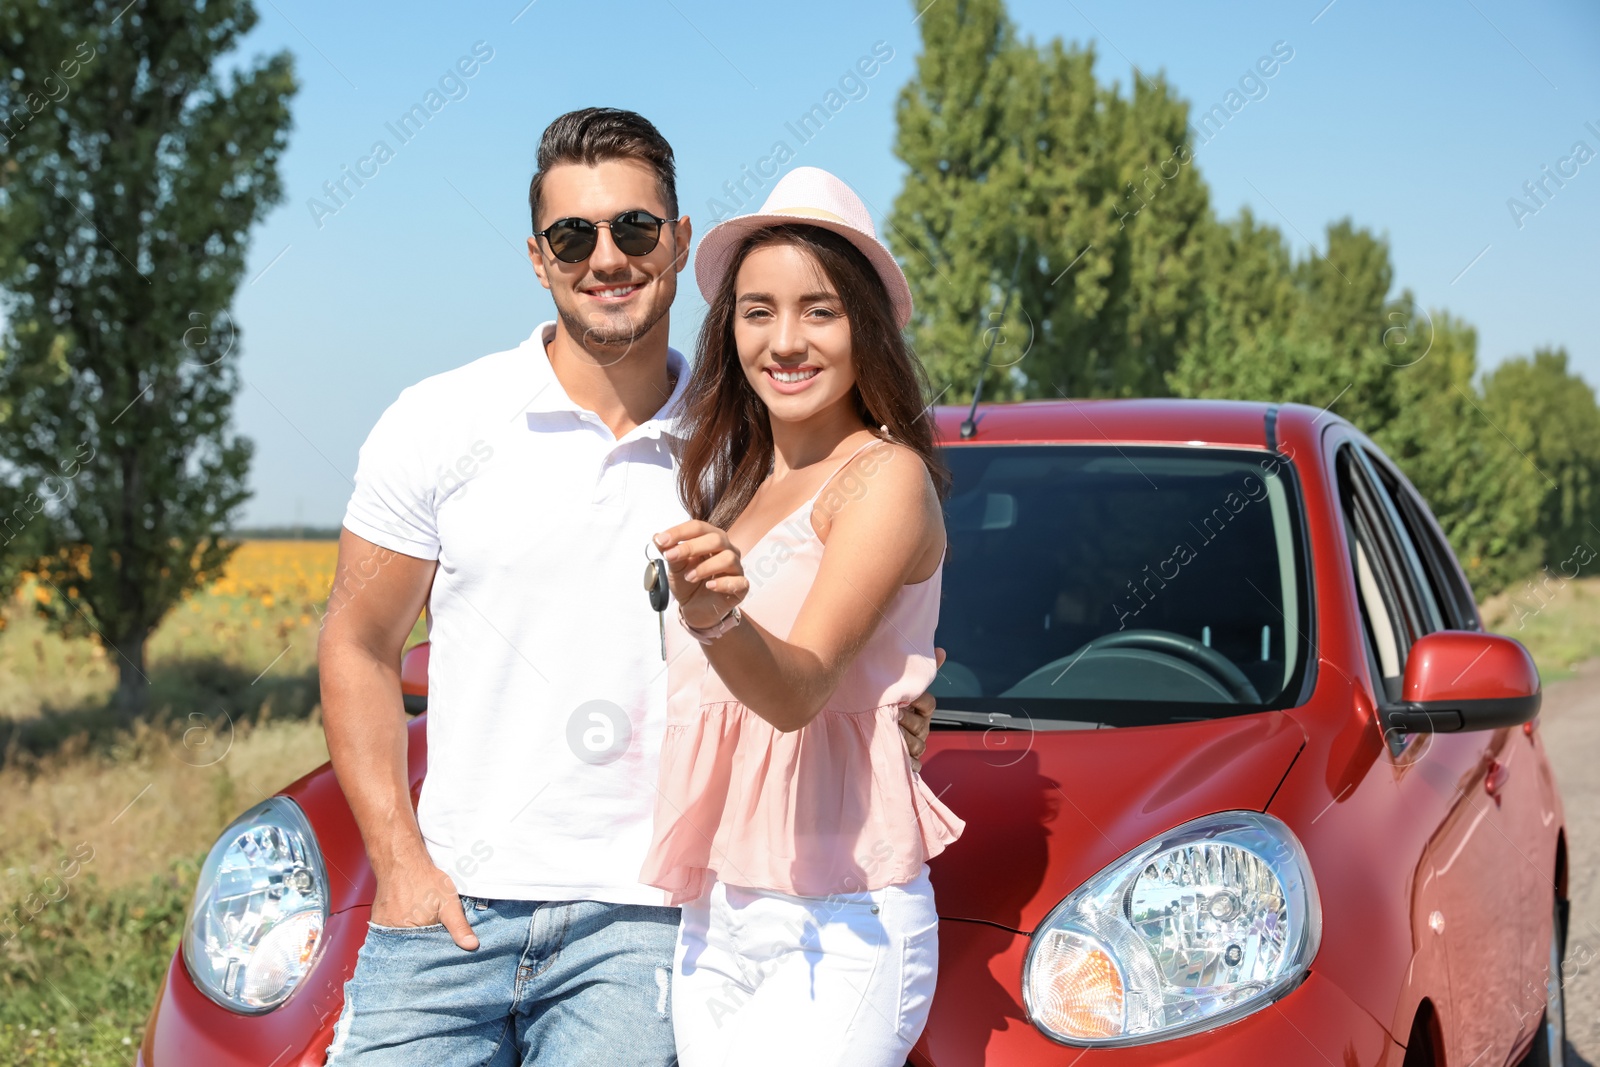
xmin=0 ymin=340 xmax=43 ymax=619
xmin=1184 ymin=208 xmax=1299 ymax=347
xmin=0 ymin=0 xmax=297 ymax=715
xmin=888 ymin=0 xmax=1210 ymax=402
xmin=1168 ymin=218 xmax=1543 ymax=594
xmin=887 ymin=0 xmax=1033 ymax=404
xmin=1370 ymin=313 xmax=1545 ymax=595
xmin=891 ymin=0 xmax=1584 ymax=598
xmin=1171 ymin=217 xmax=1404 ymax=425
xmin=1482 ymin=348 xmax=1600 ymax=568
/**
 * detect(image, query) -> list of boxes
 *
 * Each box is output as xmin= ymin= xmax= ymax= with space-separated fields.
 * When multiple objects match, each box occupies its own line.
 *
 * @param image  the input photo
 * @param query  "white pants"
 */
xmin=672 ymin=865 xmax=939 ymax=1067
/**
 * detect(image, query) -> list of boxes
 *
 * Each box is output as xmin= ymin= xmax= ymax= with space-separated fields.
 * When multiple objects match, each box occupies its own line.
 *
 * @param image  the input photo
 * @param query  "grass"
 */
xmin=0 ymin=713 xmax=333 ymax=1064
xmin=0 ymin=546 xmax=1595 ymax=1065
xmin=1 ymin=539 xmax=341 ymax=727
xmin=0 ymin=541 xmax=388 ymax=1064
xmin=0 ymin=539 xmax=423 ymax=759
xmin=1479 ymin=574 xmax=1600 ymax=682
xmin=0 ymin=865 xmax=192 ymax=1064
xmin=0 ymin=710 xmax=334 ymax=1063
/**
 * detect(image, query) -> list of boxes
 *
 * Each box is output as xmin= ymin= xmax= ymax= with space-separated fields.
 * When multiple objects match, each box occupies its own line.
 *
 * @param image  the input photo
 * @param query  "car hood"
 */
xmin=919 ymin=710 xmax=1307 ymax=934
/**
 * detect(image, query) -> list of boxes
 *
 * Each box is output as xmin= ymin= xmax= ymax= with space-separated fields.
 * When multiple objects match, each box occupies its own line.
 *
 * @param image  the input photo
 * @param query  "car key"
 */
xmin=644 ymin=546 xmax=669 ymax=659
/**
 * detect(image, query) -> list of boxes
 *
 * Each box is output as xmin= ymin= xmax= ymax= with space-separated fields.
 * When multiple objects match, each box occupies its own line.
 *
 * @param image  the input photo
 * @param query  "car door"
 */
xmin=1367 ymin=451 xmax=1548 ymax=1050
xmin=1336 ymin=443 xmax=1524 ymax=1066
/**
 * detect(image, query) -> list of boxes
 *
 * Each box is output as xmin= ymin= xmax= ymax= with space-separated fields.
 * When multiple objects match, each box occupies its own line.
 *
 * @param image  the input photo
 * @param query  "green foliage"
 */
xmin=1168 ymin=219 xmax=1546 ymax=593
xmin=892 ymin=0 xmax=1593 ymax=597
xmin=1483 ymin=577 xmax=1600 ymax=682
xmin=0 ymin=342 xmax=42 ymax=611
xmin=1481 ymin=348 xmax=1600 ymax=567
xmin=1171 ymin=218 xmax=1402 ymax=423
xmin=0 ymin=862 xmax=195 ymax=1064
xmin=889 ymin=0 xmax=1210 ymax=401
xmin=1369 ymin=313 xmax=1546 ymax=594
xmin=0 ymin=0 xmax=298 ymax=712
xmin=888 ymin=0 xmax=1032 ymax=403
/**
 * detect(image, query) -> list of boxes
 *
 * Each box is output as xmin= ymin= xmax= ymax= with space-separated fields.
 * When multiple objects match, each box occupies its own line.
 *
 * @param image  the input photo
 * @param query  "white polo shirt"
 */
xmin=342 ymin=321 xmax=690 ymax=904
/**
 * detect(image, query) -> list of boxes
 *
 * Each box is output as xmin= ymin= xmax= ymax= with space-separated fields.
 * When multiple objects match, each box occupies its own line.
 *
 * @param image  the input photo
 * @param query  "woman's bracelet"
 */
xmin=680 ymin=605 xmax=743 ymax=644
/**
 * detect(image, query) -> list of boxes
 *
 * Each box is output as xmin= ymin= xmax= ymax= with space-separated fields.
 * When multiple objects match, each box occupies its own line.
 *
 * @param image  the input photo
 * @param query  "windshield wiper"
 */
xmin=930 ymin=709 xmax=1105 ymax=731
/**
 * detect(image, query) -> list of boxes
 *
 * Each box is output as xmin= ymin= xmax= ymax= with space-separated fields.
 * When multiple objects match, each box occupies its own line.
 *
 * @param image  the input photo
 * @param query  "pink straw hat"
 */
xmin=694 ymin=166 xmax=913 ymax=330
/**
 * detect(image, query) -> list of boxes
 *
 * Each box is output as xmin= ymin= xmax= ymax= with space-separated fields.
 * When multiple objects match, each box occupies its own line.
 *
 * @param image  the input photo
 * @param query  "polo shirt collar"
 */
xmin=520 ymin=320 xmax=690 ymax=441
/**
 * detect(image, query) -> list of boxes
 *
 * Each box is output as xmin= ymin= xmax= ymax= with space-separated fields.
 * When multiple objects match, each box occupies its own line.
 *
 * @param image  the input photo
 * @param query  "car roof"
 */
xmin=932 ymin=398 xmax=1330 ymax=449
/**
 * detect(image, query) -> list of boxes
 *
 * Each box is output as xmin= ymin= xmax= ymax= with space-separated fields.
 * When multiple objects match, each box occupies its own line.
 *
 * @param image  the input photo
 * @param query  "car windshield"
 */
xmin=932 ymin=444 xmax=1313 ymax=728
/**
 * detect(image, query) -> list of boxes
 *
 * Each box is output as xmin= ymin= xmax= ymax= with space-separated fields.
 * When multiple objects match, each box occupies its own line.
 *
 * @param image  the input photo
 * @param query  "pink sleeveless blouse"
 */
xmin=639 ymin=439 xmax=965 ymax=906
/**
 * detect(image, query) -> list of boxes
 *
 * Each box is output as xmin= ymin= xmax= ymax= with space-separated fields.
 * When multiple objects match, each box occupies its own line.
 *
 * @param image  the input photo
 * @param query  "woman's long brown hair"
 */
xmin=676 ymin=224 xmax=950 ymax=527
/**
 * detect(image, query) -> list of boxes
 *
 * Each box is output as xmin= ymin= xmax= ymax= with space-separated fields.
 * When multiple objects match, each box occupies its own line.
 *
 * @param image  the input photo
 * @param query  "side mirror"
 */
xmin=1384 ymin=630 xmax=1540 ymax=735
xmin=400 ymin=641 xmax=430 ymax=715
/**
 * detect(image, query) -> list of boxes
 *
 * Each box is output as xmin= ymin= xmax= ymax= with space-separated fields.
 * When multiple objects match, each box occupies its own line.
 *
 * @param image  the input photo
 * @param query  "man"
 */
xmin=318 ymin=107 xmax=936 ymax=1065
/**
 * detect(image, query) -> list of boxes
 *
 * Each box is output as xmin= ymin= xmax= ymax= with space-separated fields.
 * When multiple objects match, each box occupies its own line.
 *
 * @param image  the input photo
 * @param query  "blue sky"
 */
xmin=221 ymin=0 xmax=1599 ymax=526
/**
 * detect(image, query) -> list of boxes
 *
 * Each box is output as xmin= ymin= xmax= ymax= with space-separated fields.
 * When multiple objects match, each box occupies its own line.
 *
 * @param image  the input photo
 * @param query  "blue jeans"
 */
xmin=324 ymin=895 xmax=680 ymax=1066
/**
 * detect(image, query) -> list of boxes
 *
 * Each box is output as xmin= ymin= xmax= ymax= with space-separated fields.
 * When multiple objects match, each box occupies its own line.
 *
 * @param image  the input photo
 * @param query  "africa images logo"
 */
xmin=704 ymin=41 xmax=896 ymax=223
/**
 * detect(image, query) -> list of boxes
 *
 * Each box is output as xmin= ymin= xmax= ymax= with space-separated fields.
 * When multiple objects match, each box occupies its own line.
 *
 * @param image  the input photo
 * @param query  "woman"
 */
xmin=640 ymin=166 xmax=963 ymax=1066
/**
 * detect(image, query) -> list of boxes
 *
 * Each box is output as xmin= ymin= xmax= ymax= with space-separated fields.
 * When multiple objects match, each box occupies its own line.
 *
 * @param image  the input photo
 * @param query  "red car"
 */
xmin=140 ymin=399 xmax=1568 ymax=1066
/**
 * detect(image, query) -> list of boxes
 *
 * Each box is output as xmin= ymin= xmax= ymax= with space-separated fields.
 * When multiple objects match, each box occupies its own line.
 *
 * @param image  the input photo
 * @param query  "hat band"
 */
xmin=770 ymin=206 xmax=851 ymax=226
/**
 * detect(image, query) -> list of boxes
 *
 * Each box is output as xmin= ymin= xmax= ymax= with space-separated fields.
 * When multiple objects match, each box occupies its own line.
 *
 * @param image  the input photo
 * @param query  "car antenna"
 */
xmin=960 ymin=238 xmax=1026 ymax=440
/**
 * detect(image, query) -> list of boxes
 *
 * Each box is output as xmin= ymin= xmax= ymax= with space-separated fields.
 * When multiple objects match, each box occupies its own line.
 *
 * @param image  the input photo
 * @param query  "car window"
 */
xmin=1353 ymin=534 xmax=1402 ymax=685
xmin=931 ymin=445 xmax=1313 ymax=726
xmin=1337 ymin=446 xmax=1417 ymax=704
xmin=1367 ymin=454 xmax=1479 ymax=631
xmin=1344 ymin=451 xmax=1446 ymax=633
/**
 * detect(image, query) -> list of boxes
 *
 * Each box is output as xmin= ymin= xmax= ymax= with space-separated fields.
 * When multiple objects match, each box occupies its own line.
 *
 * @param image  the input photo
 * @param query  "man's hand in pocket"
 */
xmin=371 ymin=858 xmax=479 ymax=950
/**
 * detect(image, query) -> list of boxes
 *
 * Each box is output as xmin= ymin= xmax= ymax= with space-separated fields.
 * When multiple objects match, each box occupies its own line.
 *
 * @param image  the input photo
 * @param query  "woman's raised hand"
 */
xmin=653 ymin=521 xmax=749 ymax=629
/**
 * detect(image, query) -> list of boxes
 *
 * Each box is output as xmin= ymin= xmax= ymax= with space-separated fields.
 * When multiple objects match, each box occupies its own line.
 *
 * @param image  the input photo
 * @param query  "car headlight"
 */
xmin=1023 ymin=810 xmax=1320 ymax=1046
xmin=182 ymin=796 xmax=329 ymax=1014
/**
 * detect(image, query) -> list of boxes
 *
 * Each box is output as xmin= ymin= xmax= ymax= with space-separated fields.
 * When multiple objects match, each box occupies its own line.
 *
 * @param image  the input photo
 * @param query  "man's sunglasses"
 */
xmin=533 ymin=210 xmax=677 ymax=264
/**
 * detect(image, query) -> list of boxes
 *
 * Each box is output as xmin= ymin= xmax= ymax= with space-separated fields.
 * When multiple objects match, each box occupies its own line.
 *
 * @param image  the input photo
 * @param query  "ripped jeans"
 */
xmin=325 ymin=895 xmax=680 ymax=1067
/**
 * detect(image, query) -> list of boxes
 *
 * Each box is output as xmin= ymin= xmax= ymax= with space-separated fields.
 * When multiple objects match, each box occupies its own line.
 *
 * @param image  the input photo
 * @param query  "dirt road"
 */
xmin=1541 ymin=659 xmax=1600 ymax=1063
